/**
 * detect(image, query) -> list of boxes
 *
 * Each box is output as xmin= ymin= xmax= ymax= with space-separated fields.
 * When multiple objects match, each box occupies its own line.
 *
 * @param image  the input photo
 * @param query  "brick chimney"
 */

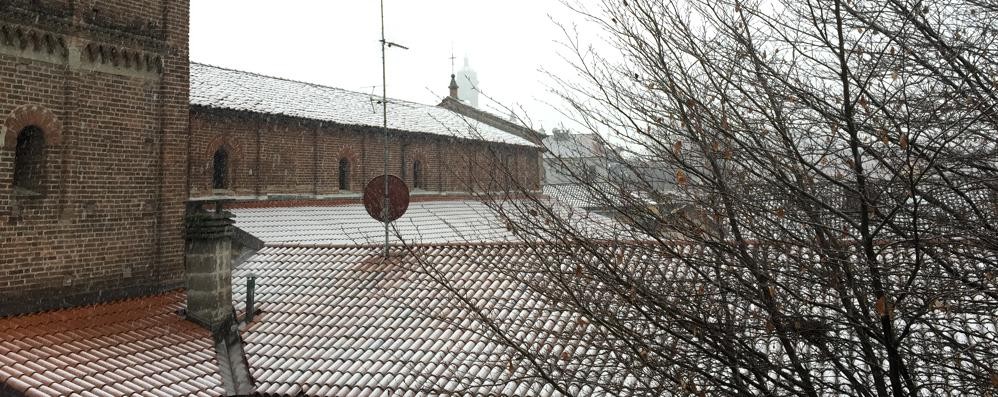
xmin=449 ymin=74 xmax=459 ymax=99
xmin=184 ymin=199 xmax=236 ymax=330
xmin=184 ymin=199 xmax=256 ymax=395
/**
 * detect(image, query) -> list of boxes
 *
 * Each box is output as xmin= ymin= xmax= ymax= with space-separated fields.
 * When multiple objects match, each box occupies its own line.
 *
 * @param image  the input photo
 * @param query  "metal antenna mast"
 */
xmin=380 ymin=0 xmax=389 ymax=260
xmin=379 ymin=0 xmax=408 ymax=259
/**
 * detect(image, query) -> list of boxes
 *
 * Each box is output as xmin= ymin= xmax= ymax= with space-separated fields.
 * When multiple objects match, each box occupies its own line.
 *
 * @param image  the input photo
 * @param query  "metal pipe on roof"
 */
xmin=245 ymin=273 xmax=256 ymax=323
xmin=380 ymin=0 xmax=389 ymax=260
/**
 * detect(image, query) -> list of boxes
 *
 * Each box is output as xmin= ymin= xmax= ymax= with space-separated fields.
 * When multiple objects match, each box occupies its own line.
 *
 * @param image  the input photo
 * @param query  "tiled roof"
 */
xmin=230 ymin=200 xmax=519 ymax=245
xmin=544 ymin=183 xmax=626 ymax=209
xmin=233 ymin=244 xmax=609 ymax=396
xmin=230 ymin=199 xmax=629 ymax=246
xmin=438 ymin=96 xmax=543 ymax=144
xmin=190 ymin=63 xmax=537 ymax=147
xmin=0 ymin=291 xmax=224 ymax=397
xmin=234 ymin=242 xmax=996 ymax=396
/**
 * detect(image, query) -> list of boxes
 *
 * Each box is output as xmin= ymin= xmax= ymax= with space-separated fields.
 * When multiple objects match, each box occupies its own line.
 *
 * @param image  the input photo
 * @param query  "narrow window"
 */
xmin=212 ymin=147 xmax=228 ymax=189
xmin=338 ymin=158 xmax=350 ymax=191
xmin=502 ymin=154 xmax=513 ymax=188
xmin=412 ymin=160 xmax=423 ymax=189
xmin=13 ymin=126 xmax=45 ymax=192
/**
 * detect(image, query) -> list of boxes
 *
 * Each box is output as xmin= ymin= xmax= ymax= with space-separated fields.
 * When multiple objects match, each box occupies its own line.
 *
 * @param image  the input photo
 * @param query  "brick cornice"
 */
xmin=221 ymin=194 xmax=539 ymax=209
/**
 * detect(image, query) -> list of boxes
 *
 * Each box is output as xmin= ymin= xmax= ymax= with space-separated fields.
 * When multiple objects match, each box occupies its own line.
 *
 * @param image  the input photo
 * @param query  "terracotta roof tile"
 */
xmin=233 ymin=243 xmax=623 ymax=396
xmin=0 ymin=291 xmax=223 ymax=396
xmin=230 ymin=200 xmax=521 ymax=246
xmin=145 ymin=388 xmax=172 ymax=397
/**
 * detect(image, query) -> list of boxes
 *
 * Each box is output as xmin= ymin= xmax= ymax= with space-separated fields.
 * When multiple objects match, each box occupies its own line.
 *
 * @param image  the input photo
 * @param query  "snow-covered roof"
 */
xmin=230 ymin=200 xmax=520 ymax=245
xmin=232 ymin=243 xmax=627 ymax=396
xmin=544 ymin=183 xmax=625 ymax=209
xmin=230 ymin=199 xmax=628 ymax=245
xmin=0 ymin=291 xmax=224 ymax=396
xmin=190 ymin=63 xmax=537 ymax=147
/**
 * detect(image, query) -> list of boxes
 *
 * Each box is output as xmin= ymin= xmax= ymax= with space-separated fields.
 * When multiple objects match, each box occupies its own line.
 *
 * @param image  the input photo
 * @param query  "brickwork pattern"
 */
xmin=0 ymin=0 xmax=537 ymax=316
xmin=0 ymin=0 xmax=189 ymax=316
xmin=189 ymin=109 xmax=542 ymax=200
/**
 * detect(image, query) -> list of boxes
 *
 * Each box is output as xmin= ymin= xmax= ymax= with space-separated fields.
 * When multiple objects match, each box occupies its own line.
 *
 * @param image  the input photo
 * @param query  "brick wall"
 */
xmin=0 ymin=0 xmax=189 ymax=315
xmin=0 ymin=0 xmax=538 ymax=315
xmin=189 ymin=108 xmax=542 ymax=200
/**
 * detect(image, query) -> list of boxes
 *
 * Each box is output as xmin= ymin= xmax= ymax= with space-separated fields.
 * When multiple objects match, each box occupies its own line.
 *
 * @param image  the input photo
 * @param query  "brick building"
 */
xmin=188 ymin=63 xmax=542 ymax=201
xmin=0 ymin=2 xmax=552 ymax=395
xmin=0 ymin=0 xmax=190 ymax=315
xmin=0 ymin=1 xmax=542 ymax=316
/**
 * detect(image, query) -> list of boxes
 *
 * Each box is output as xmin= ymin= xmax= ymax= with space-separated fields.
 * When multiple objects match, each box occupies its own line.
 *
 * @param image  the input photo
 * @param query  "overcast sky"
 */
xmin=190 ymin=0 xmax=585 ymax=132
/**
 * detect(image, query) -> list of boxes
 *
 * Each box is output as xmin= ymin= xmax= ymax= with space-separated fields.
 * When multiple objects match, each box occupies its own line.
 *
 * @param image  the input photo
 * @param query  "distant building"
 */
xmin=439 ymin=77 xmax=546 ymax=182
xmin=607 ymin=151 xmax=676 ymax=194
xmin=455 ymin=57 xmax=479 ymax=108
xmin=543 ymin=129 xmax=609 ymax=185
xmin=438 ymin=86 xmax=544 ymax=147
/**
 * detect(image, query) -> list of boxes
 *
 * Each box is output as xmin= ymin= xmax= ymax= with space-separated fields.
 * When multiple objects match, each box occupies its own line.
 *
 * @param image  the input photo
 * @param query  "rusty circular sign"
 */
xmin=363 ymin=175 xmax=410 ymax=223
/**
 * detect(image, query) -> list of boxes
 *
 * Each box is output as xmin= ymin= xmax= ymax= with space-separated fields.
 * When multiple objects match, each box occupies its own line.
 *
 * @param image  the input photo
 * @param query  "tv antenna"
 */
xmin=372 ymin=0 xmax=410 ymax=260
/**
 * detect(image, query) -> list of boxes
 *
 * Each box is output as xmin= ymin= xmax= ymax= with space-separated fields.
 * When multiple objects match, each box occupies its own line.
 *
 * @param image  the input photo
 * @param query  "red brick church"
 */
xmin=0 ymin=2 xmax=591 ymax=396
xmin=0 ymin=0 xmax=542 ymax=316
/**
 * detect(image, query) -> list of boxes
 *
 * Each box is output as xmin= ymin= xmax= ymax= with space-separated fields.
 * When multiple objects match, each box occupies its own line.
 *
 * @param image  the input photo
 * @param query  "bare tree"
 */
xmin=437 ymin=0 xmax=998 ymax=395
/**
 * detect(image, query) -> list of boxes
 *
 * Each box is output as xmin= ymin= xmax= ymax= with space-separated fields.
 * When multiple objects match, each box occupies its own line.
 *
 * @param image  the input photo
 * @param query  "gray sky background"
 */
xmin=190 ymin=0 xmax=586 ymax=132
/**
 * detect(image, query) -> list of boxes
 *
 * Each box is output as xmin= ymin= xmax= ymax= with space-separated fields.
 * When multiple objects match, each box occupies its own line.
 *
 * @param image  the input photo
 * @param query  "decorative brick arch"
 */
xmin=335 ymin=146 xmax=360 ymax=191
xmin=205 ymin=135 xmax=243 ymax=161
xmin=204 ymin=135 xmax=242 ymax=190
xmin=2 ymin=104 xmax=62 ymax=149
xmin=407 ymin=147 xmax=430 ymax=167
xmin=407 ymin=147 xmax=431 ymax=190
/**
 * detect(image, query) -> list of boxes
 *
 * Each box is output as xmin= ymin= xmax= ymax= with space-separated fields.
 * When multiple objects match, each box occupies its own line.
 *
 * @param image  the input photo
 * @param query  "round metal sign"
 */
xmin=363 ymin=175 xmax=410 ymax=223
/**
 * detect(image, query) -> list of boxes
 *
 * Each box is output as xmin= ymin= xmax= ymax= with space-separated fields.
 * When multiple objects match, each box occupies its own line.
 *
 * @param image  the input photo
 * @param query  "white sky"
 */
xmin=190 ymin=0 xmax=585 ymax=132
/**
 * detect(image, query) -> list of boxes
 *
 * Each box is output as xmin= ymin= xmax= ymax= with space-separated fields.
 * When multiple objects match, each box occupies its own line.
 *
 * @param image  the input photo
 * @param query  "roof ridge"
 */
xmin=191 ymin=61 xmax=434 ymax=109
xmin=441 ymin=97 xmax=537 ymax=130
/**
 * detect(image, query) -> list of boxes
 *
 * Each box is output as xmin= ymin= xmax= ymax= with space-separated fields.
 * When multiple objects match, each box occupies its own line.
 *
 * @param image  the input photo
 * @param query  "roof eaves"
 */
xmin=438 ymin=96 xmax=545 ymax=145
xmin=190 ymin=104 xmax=538 ymax=149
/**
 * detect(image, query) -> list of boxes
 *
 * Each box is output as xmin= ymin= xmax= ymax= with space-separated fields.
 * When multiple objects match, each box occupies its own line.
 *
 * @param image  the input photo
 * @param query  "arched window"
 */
xmin=212 ymin=147 xmax=228 ymax=189
xmin=13 ymin=126 xmax=46 ymax=192
xmin=502 ymin=154 xmax=513 ymax=188
xmin=412 ymin=160 xmax=423 ymax=189
xmin=338 ymin=158 xmax=350 ymax=191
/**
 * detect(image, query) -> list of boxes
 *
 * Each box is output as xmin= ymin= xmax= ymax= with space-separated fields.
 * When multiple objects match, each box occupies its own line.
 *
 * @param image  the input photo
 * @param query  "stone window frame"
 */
xmin=3 ymin=105 xmax=62 ymax=199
